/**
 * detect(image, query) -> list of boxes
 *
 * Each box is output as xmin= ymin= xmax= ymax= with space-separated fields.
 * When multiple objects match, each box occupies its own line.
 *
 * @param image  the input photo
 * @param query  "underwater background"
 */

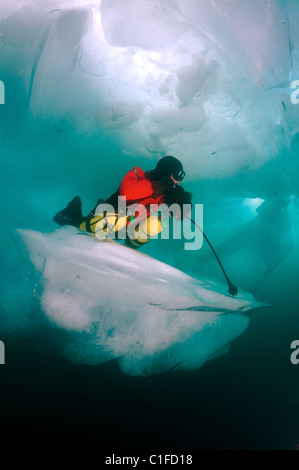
xmin=1 ymin=0 xmax=299 ymax=450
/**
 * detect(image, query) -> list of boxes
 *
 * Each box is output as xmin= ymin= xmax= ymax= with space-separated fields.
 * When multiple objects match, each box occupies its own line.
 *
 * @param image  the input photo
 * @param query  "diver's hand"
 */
xmin=173 ymin=185 xmax=192 ymax=202
xmin=164 ymin=186 xmax=193 ymax=220
xmin=152 ymin=175 xmax=176 ymax=197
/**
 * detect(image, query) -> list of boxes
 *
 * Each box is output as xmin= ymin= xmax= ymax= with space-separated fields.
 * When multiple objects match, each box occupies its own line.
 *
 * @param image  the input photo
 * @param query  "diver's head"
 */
xmin=155 ymin=156 xmax=185 ymax=183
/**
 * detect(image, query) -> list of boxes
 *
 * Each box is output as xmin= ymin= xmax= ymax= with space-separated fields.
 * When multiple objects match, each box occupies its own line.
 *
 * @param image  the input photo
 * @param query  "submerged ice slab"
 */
xmin=2 ymin=227 xmax=267 ymax=376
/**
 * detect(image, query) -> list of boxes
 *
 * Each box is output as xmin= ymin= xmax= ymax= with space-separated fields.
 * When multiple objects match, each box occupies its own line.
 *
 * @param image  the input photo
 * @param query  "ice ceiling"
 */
xmin=1 ymin=0 xmax=299 ymax=194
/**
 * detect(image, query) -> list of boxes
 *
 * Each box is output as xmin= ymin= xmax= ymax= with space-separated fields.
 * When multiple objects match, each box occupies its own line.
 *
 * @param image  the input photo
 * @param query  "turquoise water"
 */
xmin=1 ymin=97 xmax=298 ymax=450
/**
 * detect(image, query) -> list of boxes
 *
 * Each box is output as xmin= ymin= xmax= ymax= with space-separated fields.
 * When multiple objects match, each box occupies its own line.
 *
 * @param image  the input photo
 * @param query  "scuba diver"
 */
xmin=53 ymin=155 xmax=192 ymax=249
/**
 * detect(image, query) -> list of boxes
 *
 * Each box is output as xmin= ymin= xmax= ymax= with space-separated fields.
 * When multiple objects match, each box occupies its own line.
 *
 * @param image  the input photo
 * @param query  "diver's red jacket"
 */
xmin=106 ymin=166 xmax=190 ymax=221
xmin=119 ymin=167 xmax=165 ymax=213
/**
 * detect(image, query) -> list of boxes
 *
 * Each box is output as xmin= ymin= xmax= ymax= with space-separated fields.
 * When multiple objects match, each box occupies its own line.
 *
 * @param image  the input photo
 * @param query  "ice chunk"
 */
xmin=1 ymin=227 xmax=267 ymax=376
xmin=100 ymin=0 xmax=187 ymax=50
xmin=29 ymin=8 xmax=92 ymax=118
xmin=174 ymin=0 xmax=292 ymax=89
xmin=176 ymin=56 xmax=220 ymax=106
xmin=1 ymin=0 xmax=296 ymax=185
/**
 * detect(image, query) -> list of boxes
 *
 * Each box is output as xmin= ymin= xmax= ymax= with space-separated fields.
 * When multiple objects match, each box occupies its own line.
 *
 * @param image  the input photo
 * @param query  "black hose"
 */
xmin=187 ymin=216 xmax=238 ymax=296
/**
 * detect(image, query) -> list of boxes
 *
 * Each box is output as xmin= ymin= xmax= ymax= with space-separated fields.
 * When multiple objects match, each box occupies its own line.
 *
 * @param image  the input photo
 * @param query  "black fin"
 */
xmin=53 ymin=196 xmax=83 ymax=228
